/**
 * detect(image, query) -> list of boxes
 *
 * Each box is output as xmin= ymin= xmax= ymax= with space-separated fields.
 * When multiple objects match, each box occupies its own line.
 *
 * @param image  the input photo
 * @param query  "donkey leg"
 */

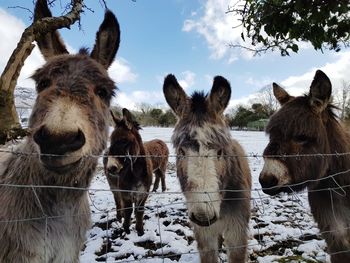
xmin=193 ymin=226 xmax=219 ymax=263
xmin=160 ymin=169 xmax=167 ymax=192
xmin=160 ymin=163 xmax=167 ymax=192
xmin=325 ymin=235 xmax=350 ymax=263
xmin=330 ymin=252 xmax=350 ymax=263
xmin=152 ymin=172 xmax=160 ymax=192
xmin=224 ymin=218 xmax=249 ymax=263
xmin=122 ymin=198 xmax=133 ymax=234
xmin=135 ymin=195 xmax=148 ymax=236
xmin=113 ymin=192 xmax=123 ymax=223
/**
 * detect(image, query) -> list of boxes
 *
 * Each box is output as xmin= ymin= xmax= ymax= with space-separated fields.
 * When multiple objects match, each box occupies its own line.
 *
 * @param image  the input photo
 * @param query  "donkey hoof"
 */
xmin=123 ymin=226 xmax=130 ymax=234
xmin=137 ymin=229 xmax=144 ymax=236
xmin=162 ymin=188 xmax=166 ymax=192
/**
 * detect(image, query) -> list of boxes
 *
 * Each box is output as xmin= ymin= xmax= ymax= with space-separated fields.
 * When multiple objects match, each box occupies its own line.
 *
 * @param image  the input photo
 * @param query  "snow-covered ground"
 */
xmin=81 ymin=128 xmax=330 ymax=263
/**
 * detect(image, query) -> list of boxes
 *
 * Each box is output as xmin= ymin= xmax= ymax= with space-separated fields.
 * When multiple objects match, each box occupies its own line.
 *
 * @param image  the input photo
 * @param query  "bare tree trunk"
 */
xmin=0 ymin=0 xmax=83 ymax=144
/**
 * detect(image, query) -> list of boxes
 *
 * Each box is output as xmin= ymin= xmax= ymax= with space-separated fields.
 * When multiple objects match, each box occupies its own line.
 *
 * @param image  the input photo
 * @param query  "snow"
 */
xmin=80 ymin=127 xmax=330 ymax=262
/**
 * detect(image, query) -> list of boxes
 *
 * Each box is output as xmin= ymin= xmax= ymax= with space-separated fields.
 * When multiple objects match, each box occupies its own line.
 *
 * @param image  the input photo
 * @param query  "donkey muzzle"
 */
xmin=33 ymin=126 xmax=85 ymax=172
xmin=189 ymin=212 xmax=217 ymax=227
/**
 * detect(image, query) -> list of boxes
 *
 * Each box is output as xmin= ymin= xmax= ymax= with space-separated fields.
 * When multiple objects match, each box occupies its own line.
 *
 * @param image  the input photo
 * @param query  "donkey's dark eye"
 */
xmin=217 ymin=149 xmax=223 ymax=158
xmin=36 ymin=78 xmax=51 ymax=93
xmin=293 ymin=135 xmax=312 ymax=145
xmin=178 ymin=148 xmax=186 ymax=157
xmin=96 ymin=87 xmax=108 ymax=99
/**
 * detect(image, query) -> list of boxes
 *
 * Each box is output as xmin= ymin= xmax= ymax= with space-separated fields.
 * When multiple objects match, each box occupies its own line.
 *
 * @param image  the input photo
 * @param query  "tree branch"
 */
xmin=0 ymin=0 xmax=84 ymax=94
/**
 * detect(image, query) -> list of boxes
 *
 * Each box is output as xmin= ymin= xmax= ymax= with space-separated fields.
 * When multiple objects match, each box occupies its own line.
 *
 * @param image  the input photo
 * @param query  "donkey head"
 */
xmin=30 ymin=0 xmax=120 ymax=173
xmin=259 ymin=70 xmax=333 ymax=195
xmin=163 ymin=74 xmax=232 ymax=226
xmin=105 ymin=109 xmax=142 ymax=177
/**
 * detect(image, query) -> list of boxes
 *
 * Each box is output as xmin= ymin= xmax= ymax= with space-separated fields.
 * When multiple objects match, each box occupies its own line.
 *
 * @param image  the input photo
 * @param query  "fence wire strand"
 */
xmin=1 ymin=148 xmax=350 ymax=261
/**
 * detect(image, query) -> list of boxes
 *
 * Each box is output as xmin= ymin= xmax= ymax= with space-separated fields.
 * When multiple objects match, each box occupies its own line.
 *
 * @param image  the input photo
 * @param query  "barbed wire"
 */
xmin=0 ymin=168 xmax=348 ymax=196
xmin=1 ymin=148 xmax=349 ymax=261
xmin=1 ymin=147 xmax=350 ymax=159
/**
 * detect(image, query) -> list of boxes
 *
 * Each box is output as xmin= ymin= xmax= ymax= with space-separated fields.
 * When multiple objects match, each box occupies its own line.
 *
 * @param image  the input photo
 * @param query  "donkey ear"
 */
xmin=91 ymin=10 xmax=120 ymax=69
xmin=163 ymin=74 xmax=188 ymax=117
xmin=122 ymin=108 xmax=134 ymax=130
xmin=34 ymin=0 xmax=69 ymax=60
xmin=309 ymin=70 xmax=332 ymax=113
xmin=208 ymin=76 xmax=231 ymax=114
xmin=110 ymin=110 xmax=119 ymax=126
xmin=273 ymin=83 xmax=291 ymax=105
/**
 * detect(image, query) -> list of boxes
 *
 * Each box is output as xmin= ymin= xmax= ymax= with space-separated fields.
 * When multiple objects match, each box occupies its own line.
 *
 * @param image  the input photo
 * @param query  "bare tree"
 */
xmin=254 ymin=84 xmax=278 ymax=116
xmin=333 ymin=80 xmax=350 ymax=121
xmin=0 ymin=0 xmax=83 ymax=144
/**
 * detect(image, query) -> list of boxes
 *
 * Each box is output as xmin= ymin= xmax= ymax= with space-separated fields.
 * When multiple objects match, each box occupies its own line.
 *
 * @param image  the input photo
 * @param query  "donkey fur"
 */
xmin=104 ymin=109 xmax=169 ymax=235
xmin=260 ymin=70 xmax=350 ymax=263
xmin=163 ymin=74 xmax=251 ymax=263
xmin=0 ymin=1 xmax=120 ymax=262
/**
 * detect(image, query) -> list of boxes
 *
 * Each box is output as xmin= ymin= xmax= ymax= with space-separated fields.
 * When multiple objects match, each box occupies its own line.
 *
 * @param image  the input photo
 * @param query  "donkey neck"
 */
xmin=1 ymin=139 xmax=96 ymax=216
xmin=321 ymin=117 xmax=350 ymax=186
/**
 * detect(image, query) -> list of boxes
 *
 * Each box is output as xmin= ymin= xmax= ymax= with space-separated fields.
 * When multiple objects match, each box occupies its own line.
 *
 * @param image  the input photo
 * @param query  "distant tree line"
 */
xmin=226 ymin=103 xmax=272 ymax=129
xmin=110 ymin=104 xmax=177 ymax=127
xmin=110 ymin=80 xmax=350 ymax=130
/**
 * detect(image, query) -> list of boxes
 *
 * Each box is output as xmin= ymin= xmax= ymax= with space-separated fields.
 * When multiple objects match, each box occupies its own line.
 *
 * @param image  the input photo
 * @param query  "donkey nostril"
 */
xmin=259 ymin=174 xmax=279 ymax=189
xmin=57 ymin=129 xmax=85 ymax=154
xmin=67 ymin=129 xmax=85 ymax=151
xmin=33 ymin=126 xmax=48 ymax=145
xmin=108 ymin=166 xmax=118 ymax=175
xmin=33 ymin=126 xmax=85 ymax=155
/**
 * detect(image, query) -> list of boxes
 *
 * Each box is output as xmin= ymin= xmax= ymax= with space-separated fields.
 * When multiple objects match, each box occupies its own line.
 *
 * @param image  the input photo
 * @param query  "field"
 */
xmin=81 ymin=128 xmax=330 ymax=263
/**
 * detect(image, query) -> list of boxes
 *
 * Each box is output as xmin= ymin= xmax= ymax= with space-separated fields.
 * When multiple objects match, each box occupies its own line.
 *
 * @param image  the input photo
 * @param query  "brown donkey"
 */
xmin=163 ymin=75 xmax=251 ymax=263
xmin=259 ymin=70 xmax=350 ymax=263
xmin=0 ymin=1 xmax=120 ymax=262
xmin=104 ymin=108 xmax=169 ymax=235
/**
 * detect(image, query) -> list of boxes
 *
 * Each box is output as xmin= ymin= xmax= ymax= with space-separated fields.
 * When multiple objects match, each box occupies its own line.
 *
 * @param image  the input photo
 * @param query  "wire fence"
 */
xmin=0 ymin=147 xmax=349 ymax=262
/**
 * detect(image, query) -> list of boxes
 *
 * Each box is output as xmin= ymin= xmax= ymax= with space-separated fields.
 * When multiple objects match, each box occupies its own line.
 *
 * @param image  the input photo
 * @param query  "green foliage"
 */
xmin=228 ymin=103 xmax=272 ymax=129
xmin=233 ymin=0 xmax=350 ymax=55
xmin=112 ymin=105 xmax=177 ymax=127
xmin=149 ymin=108 xmax=163 ymax=120
xmin=158 ymin=110 xmax=177 ymax=127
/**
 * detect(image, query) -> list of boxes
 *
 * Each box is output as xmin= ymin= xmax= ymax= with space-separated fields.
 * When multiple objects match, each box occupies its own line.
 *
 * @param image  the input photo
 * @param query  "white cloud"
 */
xmin=108 ymin=58 xmax=138 ymax=84
xmin=113 ymin=90 xmax=165 ymax=111
xmin=178 ymin=70 xmax=196 ymax=90
xmin=183 ymin=0 xmax=313 ymax=62
xmin=280 ymin=51 xmax=350 ymax=96
xmin=0 ymin=8 xmax=137 ymax=89
xmin=227 ymin=51 xmax=350 ymax=109
xmin=183 ymin=0 xmax=250 ymax=62
xmin=0 ymin=8 xmax=45 ymax=88
xmin=156 ymin=70 xmax=196 ymax=90
xmin=245 ymin=76 xmax=273 ymax=89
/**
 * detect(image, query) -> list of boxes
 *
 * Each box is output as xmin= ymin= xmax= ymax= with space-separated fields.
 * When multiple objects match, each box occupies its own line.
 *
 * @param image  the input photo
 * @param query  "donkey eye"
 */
xmin=96 ymin=87 xmax=108 ymax=99
xmin=217 ymin=149 xmax=223 ymax=158
xmin=293 ymin=135 xmax=311 ymax=145
xmin=178 ymin=148 xmax=186 ymax=157
xmin=36 ymin=78 xmax=51 ymax=93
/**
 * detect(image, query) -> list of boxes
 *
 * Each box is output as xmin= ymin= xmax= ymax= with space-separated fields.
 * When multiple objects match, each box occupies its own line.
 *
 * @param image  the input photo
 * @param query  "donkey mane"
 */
xmin=191 ymin=91 xmax=208 ymax=113
xmin=266 ymin=96 xmax=340 ymax=141
xmin=79 ymin=47 xmax=90 ymax=55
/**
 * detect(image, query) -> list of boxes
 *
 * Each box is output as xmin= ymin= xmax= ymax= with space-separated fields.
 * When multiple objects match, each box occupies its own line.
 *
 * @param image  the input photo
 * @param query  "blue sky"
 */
xmin=1 ymin=0 xmax=349 ymax=110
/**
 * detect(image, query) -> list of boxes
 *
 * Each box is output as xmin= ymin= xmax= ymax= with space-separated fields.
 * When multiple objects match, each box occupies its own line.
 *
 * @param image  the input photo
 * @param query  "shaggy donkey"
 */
xmin=259 ymin=70 xmax=350 ymax=263
xmin=104 ymin=108 xmax=169 ymax=235
xmin=163 ymin=75 xmax=251 ymax=263
xmin=0 ymin=1 xmax=120 ymax=262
